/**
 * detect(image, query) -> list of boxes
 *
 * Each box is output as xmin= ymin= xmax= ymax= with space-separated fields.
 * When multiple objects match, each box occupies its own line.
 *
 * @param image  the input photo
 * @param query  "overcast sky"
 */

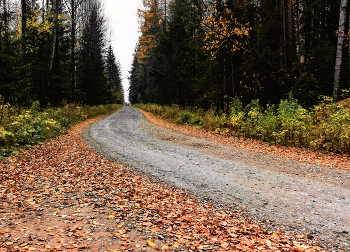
xmin=103 ymin=0 xmax=142 ymax=102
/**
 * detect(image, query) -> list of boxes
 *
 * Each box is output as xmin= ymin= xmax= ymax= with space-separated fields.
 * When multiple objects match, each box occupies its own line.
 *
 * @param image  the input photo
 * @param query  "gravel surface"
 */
xmin=86 ymin=106 xmax=350 ymax=251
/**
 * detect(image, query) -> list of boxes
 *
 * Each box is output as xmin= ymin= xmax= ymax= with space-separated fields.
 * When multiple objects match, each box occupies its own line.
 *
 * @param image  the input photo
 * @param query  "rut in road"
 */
xmin=88 ymin=106 xmax=350 ymax=250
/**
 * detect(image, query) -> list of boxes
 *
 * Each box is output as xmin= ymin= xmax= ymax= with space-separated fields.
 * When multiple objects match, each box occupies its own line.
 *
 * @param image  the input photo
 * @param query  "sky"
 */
xmin=103 ymin=0 xmax=142 ymax=102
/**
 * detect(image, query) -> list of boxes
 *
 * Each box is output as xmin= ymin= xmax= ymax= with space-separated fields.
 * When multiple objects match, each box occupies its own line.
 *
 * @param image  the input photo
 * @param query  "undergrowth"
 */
xmin=134 ymin=96 xmax=350 ymax=154
xmin=0 ymin=97 xmax=123 ymax=159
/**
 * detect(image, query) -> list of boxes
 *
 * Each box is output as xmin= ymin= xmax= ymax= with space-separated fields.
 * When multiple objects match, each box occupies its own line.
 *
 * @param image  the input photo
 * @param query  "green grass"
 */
xmin=134 ymin=96 xmax=350 ymax=154
xmin=0 ymin=98 xmax=123 ymax=159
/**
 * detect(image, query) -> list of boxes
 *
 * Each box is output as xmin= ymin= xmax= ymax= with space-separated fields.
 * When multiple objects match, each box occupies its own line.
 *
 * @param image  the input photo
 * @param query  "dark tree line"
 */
xmin=129 ymin=0 xmax=350 ymax=111
xmin=0 ymin=0 xmax=123 ymax=107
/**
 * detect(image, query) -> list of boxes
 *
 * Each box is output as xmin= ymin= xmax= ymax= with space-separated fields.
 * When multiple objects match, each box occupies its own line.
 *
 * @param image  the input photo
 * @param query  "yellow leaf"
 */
xmin=161 ymin=245 xmax=169 ymax=250
xmin=265 ymin=239 xmax=272 ymax=246
xmin=108 ymin=215 xmax=115 ymax=219
xmin=147 ymin=240 xmax=156 ymax=247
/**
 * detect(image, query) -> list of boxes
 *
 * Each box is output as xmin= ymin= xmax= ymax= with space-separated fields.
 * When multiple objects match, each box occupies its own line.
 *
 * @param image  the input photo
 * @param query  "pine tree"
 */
xmin=106 ymin=45 xmax=123 ymax=104
xmin=78 ymin=1 xmax=108 ymax=105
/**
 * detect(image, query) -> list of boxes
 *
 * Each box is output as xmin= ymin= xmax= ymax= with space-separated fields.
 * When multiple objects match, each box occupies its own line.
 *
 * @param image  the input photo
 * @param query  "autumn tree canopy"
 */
xmin=130 ymin=0 xmax=350 ymax=110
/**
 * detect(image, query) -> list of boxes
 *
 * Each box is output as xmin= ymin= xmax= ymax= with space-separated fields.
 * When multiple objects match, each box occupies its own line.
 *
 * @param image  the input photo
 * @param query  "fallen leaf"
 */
xmin=151 ymin=227 xmax=160 ymax=232
xmin=147 ymin=240 xmax=156 ymax=247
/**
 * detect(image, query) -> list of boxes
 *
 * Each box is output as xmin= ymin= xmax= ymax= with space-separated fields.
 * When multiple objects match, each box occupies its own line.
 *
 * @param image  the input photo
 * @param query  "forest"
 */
xmin=0 ymin=0 xmax=124 ymax=107
xmin=129 ymin=0 xmax=350 ymax=112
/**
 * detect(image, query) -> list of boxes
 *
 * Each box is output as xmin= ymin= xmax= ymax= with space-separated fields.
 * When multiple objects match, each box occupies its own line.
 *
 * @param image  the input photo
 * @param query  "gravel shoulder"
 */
xmin=87 ymin=106 xmax=350 ymax=251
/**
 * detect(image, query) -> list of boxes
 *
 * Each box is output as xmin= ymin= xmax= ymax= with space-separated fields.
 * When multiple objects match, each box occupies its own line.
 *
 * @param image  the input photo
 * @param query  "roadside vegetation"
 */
xmin=0 ymin=96 xmax=123 ymax=159
xmin=134 ymin=96 xmax=350 ymax=154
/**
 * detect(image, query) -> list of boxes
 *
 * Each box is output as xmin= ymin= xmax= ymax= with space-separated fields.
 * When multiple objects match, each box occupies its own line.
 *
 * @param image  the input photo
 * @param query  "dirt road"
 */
xmin=87 ymin=106 xmax=350 ymax=251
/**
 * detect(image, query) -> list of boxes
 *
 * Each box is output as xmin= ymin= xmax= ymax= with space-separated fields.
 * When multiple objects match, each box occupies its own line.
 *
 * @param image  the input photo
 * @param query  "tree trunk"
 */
xmin=348 ymin=0 xmax=350 ymax=88
xmin=71 ymin=0 xmax=76 ymax=98
xmin=287 ymin=0 xmax=294 ymax=63
xmin=333 ymin=0 xmax=347 ymax=101
xmin=281 ymin=0 xmax=286 ymax=67
xmin=3 ymin=0 xmax=7 ymax=26
xmin=21 ymin=0 xmax=27 ymax=56
xmin=293 ymin=0 xmax=305 ymax=63
xmin=49 ymin=0 xmax=59 ymax=72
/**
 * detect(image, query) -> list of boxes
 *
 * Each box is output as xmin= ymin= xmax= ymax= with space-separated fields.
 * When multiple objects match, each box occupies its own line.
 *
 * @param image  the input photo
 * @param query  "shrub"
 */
xmin=0 ymin=100 xmax=123 ymax=159
xmin=134 ymin=97 xmax=350 ymax=154
xmin=175 ymin=111 xmax=193 ymax=124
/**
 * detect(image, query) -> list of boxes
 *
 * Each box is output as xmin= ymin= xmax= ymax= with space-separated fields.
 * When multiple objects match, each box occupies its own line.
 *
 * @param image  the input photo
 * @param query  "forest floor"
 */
xmin=0 ymin=108 xmax=347 ymax=251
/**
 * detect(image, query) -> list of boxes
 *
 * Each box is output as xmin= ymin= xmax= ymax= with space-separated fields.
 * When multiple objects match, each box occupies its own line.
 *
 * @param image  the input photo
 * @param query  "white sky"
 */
xmin=103 ymin=0 xmax=142 ymax=102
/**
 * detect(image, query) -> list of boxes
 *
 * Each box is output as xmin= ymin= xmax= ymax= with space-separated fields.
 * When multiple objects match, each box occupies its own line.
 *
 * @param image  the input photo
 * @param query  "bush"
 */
xmin=0 ymin=99 xmax=123 ymax=159
xmin=134 ymin=97 xmax=350 ymax=154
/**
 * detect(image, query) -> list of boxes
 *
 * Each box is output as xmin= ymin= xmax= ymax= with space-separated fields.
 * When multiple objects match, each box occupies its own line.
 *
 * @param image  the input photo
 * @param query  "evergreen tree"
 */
xmin=78 ymin=1 xmax=109 ymax=105
xmin=106 ymin=45 xmax=124 ymax=104
xmin=0 ymin=4 xmax=24 ymax=103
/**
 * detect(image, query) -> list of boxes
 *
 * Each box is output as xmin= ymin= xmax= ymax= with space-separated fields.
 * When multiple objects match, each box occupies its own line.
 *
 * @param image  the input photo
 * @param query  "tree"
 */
xmin=333 ymin=0 xmax=347 ymax=101
xmin=128 ymin=50 xmax=142 ymax=104
xmin=129 ymin=0 xmax=163 ymax=103
xmin=77 ymin=1 xmax=109 ymax=105
xmin=21 ymin=0 xmax=27 ymax=56
xmin=106 ymin=45 xmax=123 ymax=104
xmin=293 ymin=0 xmax=305 ymax=64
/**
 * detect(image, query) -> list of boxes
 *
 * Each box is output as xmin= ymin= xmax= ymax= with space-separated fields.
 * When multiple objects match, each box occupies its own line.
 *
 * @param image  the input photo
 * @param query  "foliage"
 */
xmin=135 ymin=97 xmax=350 ymax=154
xmin=0 ymin=97 xmax=123 ymax=159
xmin=129 ymin=0 xmax=350 ymax=112
xmin=0 ymin=0 xmax=123 ymax=107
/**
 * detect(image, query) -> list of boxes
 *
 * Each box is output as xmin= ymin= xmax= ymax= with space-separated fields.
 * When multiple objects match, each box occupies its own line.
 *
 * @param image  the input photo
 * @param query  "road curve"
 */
xmin=86 ymin=106 xmax=350 ymax=250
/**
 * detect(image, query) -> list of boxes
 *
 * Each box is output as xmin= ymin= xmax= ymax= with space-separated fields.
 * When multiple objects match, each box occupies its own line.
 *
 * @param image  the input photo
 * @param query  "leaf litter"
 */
xmin=0 ymin=115 xmax=329 ymax=251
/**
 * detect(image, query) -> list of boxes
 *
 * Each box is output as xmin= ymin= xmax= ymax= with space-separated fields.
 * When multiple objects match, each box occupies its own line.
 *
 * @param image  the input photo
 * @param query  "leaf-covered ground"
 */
xmin=0 ymin=115 xmax=330 ymax=251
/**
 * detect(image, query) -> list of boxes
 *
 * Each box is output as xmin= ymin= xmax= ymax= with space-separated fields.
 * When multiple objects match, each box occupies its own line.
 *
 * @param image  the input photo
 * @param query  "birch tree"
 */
xmin=21 ymin=0 xmax=27 ymax=56
xmin=333 ymin=0 xmax=347 ymax=101
xmin=48 ymin=0 xmax=59 ymax=72
xmin=293 ymin=0 xmax=305 ymax=63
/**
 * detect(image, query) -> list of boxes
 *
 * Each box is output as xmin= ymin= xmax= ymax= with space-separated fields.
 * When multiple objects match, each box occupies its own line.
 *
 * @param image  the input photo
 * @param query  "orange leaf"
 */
xmin=151 ymin=227 xmax=160 ymax=232
xmin=221 ymin=242 xmax=229 ymax=249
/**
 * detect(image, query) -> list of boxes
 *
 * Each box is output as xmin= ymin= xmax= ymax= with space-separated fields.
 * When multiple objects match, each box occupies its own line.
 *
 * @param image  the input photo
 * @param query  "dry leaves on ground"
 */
xmin=0 ymin=115 xmax=328 ymax=251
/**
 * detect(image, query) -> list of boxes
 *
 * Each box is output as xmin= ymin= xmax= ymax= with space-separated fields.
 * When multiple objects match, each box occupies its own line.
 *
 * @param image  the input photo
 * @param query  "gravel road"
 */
xmin=86 ymin=106 xmax=350 ymax=251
